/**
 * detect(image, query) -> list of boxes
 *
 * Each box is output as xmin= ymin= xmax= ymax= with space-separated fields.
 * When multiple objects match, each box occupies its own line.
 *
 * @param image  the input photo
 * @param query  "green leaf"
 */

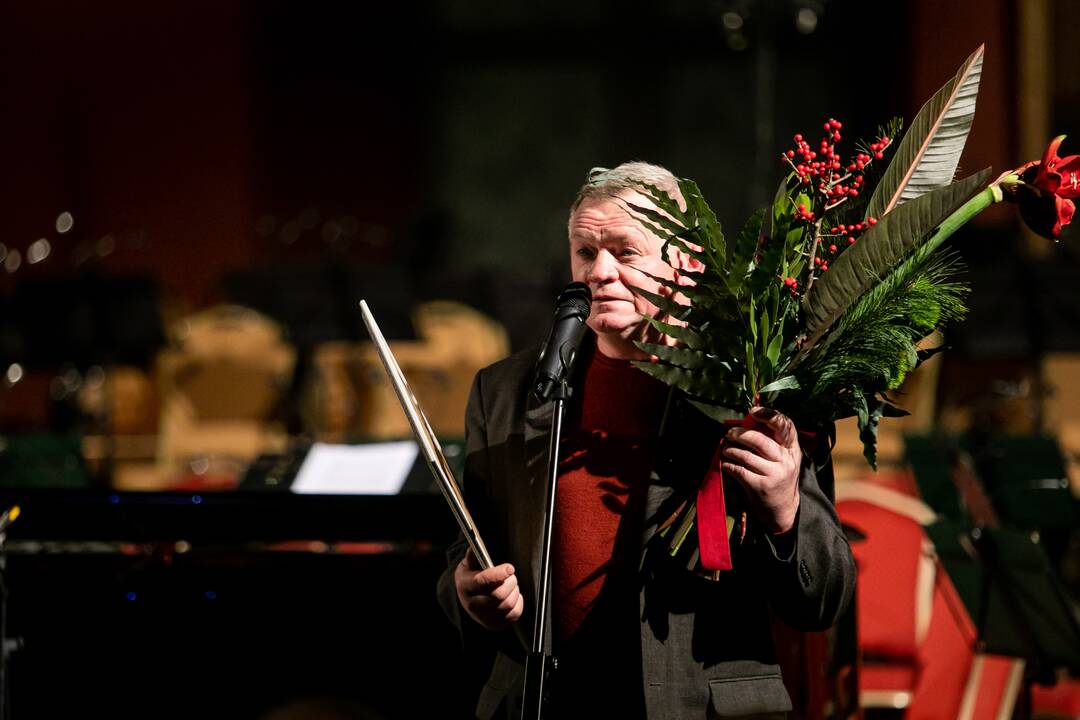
xmin=687 ymin=400 xmax=745 ymax=423
xmin=879 ymin=398 xmax=911 ymax=417
xmin=858 ymin=397 xmax=890 ymax=471
xmin=639 ymin=315 xmax=704 ymax=349
xmin=866 ymin=45 xmax=984 ymax=219
xmin=630 ymin=362 xmax=743 ymax=404
xmin=662 ymin=233 xmax=711 ymax=265
xmin=621 ymin=199 xmax=687 ymax=239
xmin=626 ymin=266 xmax=710 ymax=304
xmin=759 ymin=375 xmax=800 ymax=394
xmin=799 ymin=169 xmax=989 ymax=354
xmin=916 ymin=344 xmax=948 ymax=364
xmin=766 ymin=330 xmax=784 ymax=368
xmin=748 ymin=297 xmax=757 ymax=343
xmin=633 ymin=342 xmax=710 ymax=369
xmin=744 ymin=338 xmax=756 ymax=389
xmin=729 ymin=208 xmax=764 ymax=293
xmin=626 ymin=284 xmax=691 ymax=320
xmin=633 ymin=182 xmax=690 ymax=226
xmin=678 ymin=178 xmax=725 ymax=261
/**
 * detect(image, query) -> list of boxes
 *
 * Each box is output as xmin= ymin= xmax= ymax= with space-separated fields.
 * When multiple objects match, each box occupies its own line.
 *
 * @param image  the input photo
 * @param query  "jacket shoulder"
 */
xmin=475 ymin=345 xmax=539 ymax=397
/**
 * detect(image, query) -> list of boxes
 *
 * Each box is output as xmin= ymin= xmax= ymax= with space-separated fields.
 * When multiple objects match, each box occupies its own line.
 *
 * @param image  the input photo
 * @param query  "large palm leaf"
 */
xmin=865 ymin=45 xmax=984 ymax=219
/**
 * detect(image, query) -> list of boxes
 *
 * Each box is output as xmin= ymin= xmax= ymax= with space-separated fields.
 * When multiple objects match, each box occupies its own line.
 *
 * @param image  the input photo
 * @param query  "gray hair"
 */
xmin=570 ymin=161 xmax=686 ymax=214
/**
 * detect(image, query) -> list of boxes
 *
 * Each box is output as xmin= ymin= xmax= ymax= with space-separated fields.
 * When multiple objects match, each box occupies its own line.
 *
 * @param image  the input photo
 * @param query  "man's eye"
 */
xmin=620 ymin=248 xmax=638 ymax=257
xmin=576 ymin=248 xmax=595 ymax=259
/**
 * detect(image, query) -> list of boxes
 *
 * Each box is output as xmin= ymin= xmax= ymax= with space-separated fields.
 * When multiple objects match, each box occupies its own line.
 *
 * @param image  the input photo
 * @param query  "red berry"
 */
xmin=868 ymin=217 xmax=877 ymax=225
xmin=848 ymin=237 xmax=856 ymax=245
xmin=794 ymin=134 xmax=803 ymax=142
xmin=875 ymin=152 xmax=884 ymax=160
xmin=828 ymin=244 xmax=837 ymax=252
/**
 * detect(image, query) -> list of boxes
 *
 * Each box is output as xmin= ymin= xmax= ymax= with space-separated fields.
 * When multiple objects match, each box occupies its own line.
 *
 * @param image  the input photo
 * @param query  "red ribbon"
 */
xmin=697 ymin=416 xmax=756 ymax=571
xmin=697 ymin=415 xmax=820 ymax=571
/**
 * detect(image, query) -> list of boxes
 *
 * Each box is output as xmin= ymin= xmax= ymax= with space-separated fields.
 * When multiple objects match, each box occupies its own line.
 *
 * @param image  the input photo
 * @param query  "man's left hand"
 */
xmin=721 ymin=406 xmax=802 ymax=533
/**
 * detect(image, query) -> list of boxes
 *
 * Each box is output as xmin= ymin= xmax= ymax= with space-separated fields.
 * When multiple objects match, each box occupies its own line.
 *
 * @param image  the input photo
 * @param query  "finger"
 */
xmin=497 ymin=586 xmax=521 ymax=614
xmin=507 ymin=594 xmax=525 ymax=622
xmin=750 ymin=406 xmax=798 ymax=447
xmin=463 ymin=563 xmax=515 ymax=595
xmin=725 ymin=427 xmax=782 ymax=462
xmin=489 ymin=573 xmax=519 ymax=603
xmin=721 ymin=443 xmax=774 ymax=476
xmin=721 ymin=457 xmax=768 ymax=489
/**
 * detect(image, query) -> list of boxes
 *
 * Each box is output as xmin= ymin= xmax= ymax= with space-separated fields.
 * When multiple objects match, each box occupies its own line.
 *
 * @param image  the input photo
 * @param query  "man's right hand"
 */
xmin=454 ymin=549 xmax=524 ymax=631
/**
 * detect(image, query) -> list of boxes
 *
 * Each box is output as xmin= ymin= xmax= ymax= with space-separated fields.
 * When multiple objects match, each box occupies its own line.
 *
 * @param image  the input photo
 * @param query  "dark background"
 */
xmin=0 ymin=0 xmax=1077 ymax=717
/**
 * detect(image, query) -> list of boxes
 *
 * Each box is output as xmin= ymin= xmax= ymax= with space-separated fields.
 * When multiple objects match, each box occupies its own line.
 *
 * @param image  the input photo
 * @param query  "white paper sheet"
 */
xmin=290 ymin=441 xmax=419 ymax=495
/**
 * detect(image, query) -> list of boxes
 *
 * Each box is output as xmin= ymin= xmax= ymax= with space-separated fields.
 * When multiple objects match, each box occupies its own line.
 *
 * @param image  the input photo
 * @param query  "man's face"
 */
xmin=568 ymin=191 xmax=678 ymax=345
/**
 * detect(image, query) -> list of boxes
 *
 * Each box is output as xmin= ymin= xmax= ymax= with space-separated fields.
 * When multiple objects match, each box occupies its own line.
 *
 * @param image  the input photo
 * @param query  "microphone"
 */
xmin=533 ymin=282 xmax=592 ymax=402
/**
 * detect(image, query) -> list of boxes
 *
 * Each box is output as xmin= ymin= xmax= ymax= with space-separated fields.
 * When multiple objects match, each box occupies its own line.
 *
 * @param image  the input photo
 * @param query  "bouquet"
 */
xmin=620 ymin=45 xmax=1076 ymax=573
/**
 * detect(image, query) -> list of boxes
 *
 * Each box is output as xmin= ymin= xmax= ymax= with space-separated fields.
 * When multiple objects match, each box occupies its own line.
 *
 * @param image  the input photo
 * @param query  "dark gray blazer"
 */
xmin=436 ymin=343 xmax=856 ymax=719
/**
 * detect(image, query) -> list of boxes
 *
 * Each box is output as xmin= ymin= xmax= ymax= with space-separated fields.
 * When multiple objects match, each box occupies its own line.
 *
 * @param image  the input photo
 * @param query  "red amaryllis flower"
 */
xmin=1009 ymin=135 xmax=1078 ymax=239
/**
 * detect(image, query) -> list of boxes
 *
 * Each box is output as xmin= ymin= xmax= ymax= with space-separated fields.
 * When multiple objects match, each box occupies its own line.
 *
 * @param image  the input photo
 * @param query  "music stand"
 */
xmin=359 ymin=300 xmax=492 ymax=569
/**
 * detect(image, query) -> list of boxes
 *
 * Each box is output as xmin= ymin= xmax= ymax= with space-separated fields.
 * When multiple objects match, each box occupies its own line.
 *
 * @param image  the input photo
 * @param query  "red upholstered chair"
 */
xmin=836 ymin=480 xmax=1027 ymax=719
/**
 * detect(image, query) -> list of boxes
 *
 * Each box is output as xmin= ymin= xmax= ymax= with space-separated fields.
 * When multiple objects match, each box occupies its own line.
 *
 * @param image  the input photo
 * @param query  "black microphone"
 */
xmin=533 ymin=282 xmax=592 ymax=402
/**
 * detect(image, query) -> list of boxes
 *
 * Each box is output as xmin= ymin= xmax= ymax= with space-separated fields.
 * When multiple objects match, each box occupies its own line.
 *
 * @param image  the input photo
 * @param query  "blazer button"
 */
xmin=799 ymin=559 xmax=813 ymax=588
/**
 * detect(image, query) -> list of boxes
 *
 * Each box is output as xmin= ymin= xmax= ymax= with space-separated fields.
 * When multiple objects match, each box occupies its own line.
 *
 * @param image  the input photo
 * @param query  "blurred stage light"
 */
xmin=96 ymin=235 xmax=115 ymax=257
xmin=55 ymin=211 xmax=74 ymax=234
xmin=85 ymin=365 xmax=105 ymax=389
xmin=4 ymin=249 xmax=21 ymax=273
xmin=27 ymin=238 xmax=51 ymax=264
xmin=796 ymin=7 xmax=818 ymax=33
xmin=5 ymin=363 xmax=23 ymax=385
xmin=722 ymin=11 xmax=743 ymax=30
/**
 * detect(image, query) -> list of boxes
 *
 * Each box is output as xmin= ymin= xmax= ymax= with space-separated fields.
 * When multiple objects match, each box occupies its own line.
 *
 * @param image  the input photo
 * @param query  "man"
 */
xmin=437 ymin=162 xmax=856 ymax=719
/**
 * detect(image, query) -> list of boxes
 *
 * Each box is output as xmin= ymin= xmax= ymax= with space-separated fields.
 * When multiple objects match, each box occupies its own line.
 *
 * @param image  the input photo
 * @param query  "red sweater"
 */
xmin=553 ymin=346 xmax=668 ymax=646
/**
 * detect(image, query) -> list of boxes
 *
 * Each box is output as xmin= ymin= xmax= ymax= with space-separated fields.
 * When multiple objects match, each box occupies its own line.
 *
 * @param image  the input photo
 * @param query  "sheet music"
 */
xmin=359 ymin=300 xmax=493 ymax=569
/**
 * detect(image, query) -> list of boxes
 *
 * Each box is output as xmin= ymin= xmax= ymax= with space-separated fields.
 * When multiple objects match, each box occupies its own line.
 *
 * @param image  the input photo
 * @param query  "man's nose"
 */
xmin=587 ymin=249 xmax=619 ymax=283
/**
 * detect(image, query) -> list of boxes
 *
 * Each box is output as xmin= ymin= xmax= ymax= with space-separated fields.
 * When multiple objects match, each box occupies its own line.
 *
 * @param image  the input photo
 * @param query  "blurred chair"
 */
xmin=153 ymin=305 xmax=295 ymax=488
xmin=306 ymin=301 xmax=509 ymax=440
xmin=836 ymin=481 xmax=1028 ymax=719
xmin=1041 ymin=352 xmax=1080 ymax=497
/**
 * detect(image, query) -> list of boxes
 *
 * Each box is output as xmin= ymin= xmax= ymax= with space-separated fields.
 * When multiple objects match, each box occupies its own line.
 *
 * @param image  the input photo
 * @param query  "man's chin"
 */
xmin=587 ymin=314 xmax=642 ymax=337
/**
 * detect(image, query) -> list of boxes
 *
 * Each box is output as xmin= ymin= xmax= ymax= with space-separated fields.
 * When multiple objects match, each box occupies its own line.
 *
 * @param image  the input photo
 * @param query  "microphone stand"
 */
xmin=520 ymin=381 xmax=569 ymax=720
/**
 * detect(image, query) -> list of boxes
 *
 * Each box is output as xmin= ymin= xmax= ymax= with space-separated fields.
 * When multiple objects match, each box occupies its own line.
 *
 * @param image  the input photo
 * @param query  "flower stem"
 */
xmin=920 ymin=177 xmax=1013 ymax=256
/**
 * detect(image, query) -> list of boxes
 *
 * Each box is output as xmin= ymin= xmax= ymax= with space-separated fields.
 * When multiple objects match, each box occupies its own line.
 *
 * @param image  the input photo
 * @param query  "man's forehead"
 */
xmin=570 ymin=192 xmax=658 ymax=232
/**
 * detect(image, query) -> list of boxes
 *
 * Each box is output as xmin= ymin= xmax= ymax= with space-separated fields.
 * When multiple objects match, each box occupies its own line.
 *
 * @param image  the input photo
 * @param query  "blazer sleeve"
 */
xmin=747 ymin=458 xmax=856 ymax=631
